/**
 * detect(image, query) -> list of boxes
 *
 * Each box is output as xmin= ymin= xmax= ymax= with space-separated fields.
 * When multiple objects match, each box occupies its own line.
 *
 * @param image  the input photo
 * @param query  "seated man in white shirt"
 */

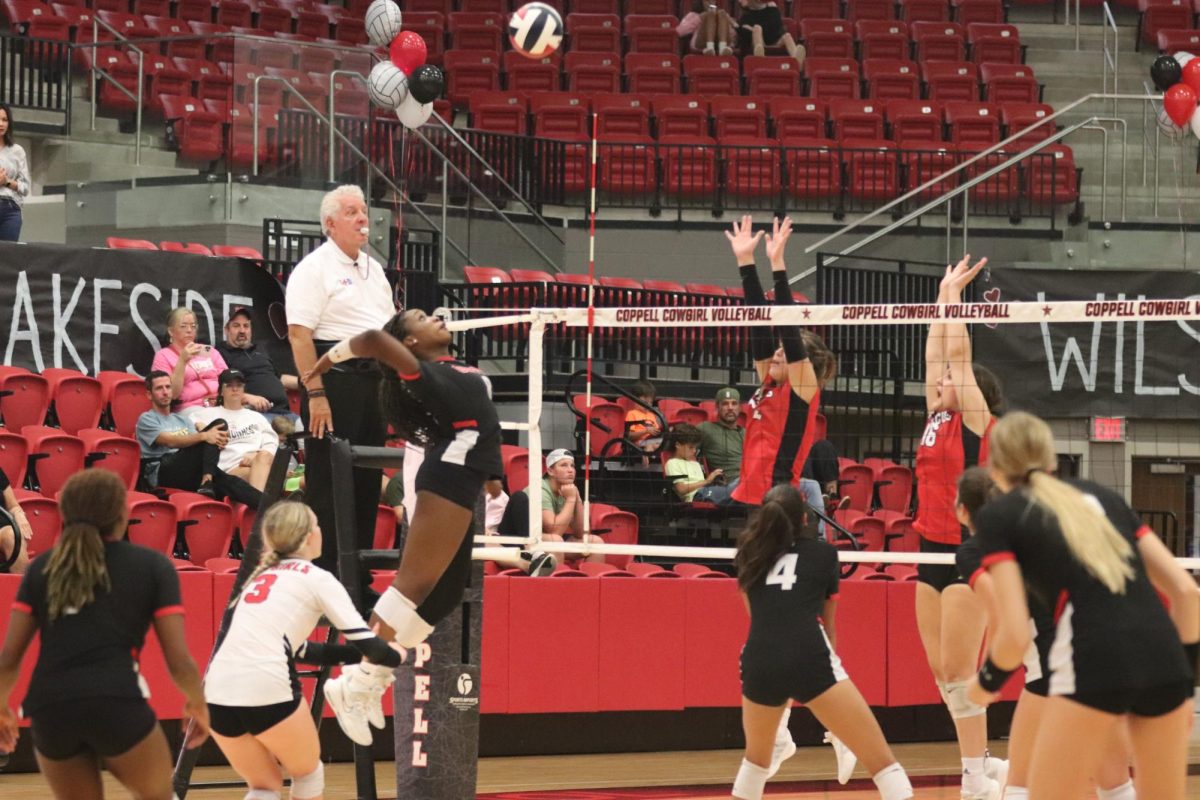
xmin=190 ymin=369 xmax=280 ymax=491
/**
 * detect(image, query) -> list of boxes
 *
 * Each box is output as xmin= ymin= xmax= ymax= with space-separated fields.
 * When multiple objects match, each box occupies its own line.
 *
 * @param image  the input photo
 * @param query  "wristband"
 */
xmin=772 ymin=271 xmax=795 ymax=305
xmin=977 ymin=656 xmax=1014 ymax=693
xmin=307 ymin=389 xmax=326 ymax=399
xmin=327 ymin=337 xmax=359 ymax=363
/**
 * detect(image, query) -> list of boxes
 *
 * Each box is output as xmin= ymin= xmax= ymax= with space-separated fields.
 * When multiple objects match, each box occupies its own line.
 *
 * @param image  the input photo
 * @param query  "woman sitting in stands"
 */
xmin=151 ymin=307 xmax=229 ymax=419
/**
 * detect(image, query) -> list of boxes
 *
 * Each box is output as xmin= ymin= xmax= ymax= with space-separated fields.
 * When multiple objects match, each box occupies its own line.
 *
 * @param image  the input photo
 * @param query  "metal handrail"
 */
xmin=1102 ymin=2 xmax=1119 ymax=103
xmin=88 ymin=16 xmax=145 ymax=166
xmin=251 ymin=74 xmax=475 ymax=266
xmin=326 ymin=68 xmax=366 ymax=184
xmin=797 ymin=92 xmax=1157 ymax=277
xmin=827 ymin=116 xmax=1100 ymax=264
xmin=1084 ymin=116 xmax=1128 ymax=222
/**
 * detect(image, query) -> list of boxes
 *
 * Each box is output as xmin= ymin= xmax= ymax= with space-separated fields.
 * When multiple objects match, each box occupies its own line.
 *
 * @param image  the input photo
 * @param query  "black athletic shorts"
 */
xmin=414 ymin=456 xmax=487 ymax=511
xmin=1067 ymin=680 xmax=1194 ymax=717
xmin=208 ymin=696 xmax=302 ymax=737
xmin=31 ymin=696 xmax=158 ymax=761
xmin=917 ymin=537 xmax=966 ymax=591
xmin=740 ymin=632 xmax=848 ymax=707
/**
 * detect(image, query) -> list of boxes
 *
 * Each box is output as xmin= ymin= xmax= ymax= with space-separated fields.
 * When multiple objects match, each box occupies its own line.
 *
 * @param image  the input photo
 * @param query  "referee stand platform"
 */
xmin=172 ymin=435 xmax=483 ymax=800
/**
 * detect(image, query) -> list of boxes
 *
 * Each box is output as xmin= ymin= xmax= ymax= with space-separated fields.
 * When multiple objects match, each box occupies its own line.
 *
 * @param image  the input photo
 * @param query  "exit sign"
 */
xmin=1090 ymin=416 xmax=1126 ymax=442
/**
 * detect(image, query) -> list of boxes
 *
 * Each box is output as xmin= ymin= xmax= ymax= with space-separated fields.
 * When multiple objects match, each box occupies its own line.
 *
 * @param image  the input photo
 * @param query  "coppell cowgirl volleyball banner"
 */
xmin=972 ymin=268 xmax=1200 ymax=419
xmin=0 ymin=241 xmax=289 ymax=376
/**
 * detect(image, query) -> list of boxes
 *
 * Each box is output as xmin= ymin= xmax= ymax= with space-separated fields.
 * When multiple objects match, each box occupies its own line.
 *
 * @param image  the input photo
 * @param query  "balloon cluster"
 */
xmin=365 ymin=0 xmax=445 ymax=129
xmin=1152 ymin=52 xmax=1200 ymax=138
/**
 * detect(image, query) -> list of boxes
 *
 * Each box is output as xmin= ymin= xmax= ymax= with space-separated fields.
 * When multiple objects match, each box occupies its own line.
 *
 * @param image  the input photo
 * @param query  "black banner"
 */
xmin=974 ymin=268 xmax=1200 ymax=419
xmin=0 ymin=241 xmax=291 ymax=377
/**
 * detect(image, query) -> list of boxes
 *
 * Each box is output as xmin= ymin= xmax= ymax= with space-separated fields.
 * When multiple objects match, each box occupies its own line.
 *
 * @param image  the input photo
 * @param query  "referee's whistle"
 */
xmin=359 ymin=226 xmax=369 ymax=235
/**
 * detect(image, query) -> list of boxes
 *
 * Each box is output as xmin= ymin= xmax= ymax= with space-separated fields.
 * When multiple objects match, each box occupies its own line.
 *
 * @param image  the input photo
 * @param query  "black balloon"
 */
xmin=408 ymin=65 xmax=444 ymax=105
xmin=1152 ymin=54 xmax=1183 ymax=91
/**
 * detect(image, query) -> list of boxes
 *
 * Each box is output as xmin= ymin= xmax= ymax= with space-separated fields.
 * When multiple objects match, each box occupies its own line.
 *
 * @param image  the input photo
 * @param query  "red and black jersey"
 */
xmin=397 ymin=357 xmax=503 ymax=477
xmin=914 ymin=411 xmax=992 ymax=545
xmin=14 ymin=541 xmax=182 ymax=714
xmin=732 ymin=382 xmax=820 ymax=506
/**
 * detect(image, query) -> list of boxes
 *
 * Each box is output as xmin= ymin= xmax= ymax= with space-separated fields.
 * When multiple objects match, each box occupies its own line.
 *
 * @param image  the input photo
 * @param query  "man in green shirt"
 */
xmin=696 ymin=387 xmax=744 ymax=505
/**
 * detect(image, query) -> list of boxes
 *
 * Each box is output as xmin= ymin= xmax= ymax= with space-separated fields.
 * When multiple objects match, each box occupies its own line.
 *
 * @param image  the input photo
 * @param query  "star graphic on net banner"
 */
xmin=802 ymin=308 xmax=812 ymax=319
xmin=1042 ymin=305 xmax=1053 ymax=316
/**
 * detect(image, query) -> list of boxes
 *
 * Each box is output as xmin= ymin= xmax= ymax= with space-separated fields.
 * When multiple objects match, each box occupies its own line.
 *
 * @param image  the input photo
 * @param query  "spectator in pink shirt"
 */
xmin=151 ymin=307 xmax=228 ymax=419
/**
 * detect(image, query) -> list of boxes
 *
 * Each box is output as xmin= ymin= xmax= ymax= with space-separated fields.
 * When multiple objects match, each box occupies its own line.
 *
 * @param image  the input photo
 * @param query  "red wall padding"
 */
xmin=481 ymin=575 xmax=509 ymax=713
xmin=682 ymin=576 xmax=749 ymax=708
xmin=598 ymin=575 xmax=686 ymax=711
xmin=836 ymin=580 xmax=888 ymax=706
xmin=506 ymin=577 xmax=601 ymax=713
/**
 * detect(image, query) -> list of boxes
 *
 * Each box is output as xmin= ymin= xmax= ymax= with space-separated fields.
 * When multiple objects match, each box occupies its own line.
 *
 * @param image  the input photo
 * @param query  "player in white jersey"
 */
xmin=205 ymin=501 xmax=401 ymax=800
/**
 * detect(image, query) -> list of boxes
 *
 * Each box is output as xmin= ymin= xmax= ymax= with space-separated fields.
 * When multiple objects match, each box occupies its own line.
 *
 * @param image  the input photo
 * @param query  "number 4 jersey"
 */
xmin=205 ymin=559 xmax=375 ymax=706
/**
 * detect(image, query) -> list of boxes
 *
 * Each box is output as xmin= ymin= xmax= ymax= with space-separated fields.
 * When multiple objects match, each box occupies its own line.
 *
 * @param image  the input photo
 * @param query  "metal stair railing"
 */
xmin=797 ymin=92 xmax=1158 ymax=276
xmin=81 ymin=18 xmax=147 ymax=165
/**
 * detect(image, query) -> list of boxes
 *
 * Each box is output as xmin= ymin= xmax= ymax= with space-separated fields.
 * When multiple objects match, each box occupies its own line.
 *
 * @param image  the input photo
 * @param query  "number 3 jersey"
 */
xmin=205 ymin=559 xmax=374 ymax=706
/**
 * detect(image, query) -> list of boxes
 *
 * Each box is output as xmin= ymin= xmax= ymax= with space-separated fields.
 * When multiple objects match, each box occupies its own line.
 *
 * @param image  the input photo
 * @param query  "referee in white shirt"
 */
xmin=286 ymin=185 xmax=395 ymax=572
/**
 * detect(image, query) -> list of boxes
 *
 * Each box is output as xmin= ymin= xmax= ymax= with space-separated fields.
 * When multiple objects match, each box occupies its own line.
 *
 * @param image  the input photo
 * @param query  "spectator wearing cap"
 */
xmin=695 ymin=387 xmax=745 ymax=505
xmin=190 ymin=369 xmax=280 ymax=491
xmin=215 ymin=306 xmax=302 ymax=429
xmin=135 ymin=370 xmax=263 ymax=507
xmin=497 ymin=448 xmax=603 ymax=563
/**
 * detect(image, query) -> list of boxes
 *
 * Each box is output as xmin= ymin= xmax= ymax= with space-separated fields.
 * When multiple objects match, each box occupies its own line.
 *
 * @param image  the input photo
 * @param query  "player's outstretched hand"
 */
xmin=765 ymin=216 xmax=793 ymax=271
xmin=939 ymin=254 xmax=987 ymax=298
xmin=725 ymin=215 xmax=764 ymax=264
xmin=0 ymin=706 xmax=18 ymax=752
xmin=303 ymin=352 xmax=335 ymax=385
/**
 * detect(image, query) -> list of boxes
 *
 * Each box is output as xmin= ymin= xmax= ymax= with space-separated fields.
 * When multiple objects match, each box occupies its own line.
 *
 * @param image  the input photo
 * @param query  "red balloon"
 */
xmin=1183 ymin=57 xmax=1200 ymax=93
xmin=1164 ymin=82 xmax=1197 ymax=127
xmin=389 ymin=31 xmax=427 ymax=76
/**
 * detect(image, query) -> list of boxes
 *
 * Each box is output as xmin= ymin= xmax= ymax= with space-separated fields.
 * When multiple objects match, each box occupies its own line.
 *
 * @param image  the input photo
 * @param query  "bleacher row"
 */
xmin=105 ymin=237 xmax=265 ymax=257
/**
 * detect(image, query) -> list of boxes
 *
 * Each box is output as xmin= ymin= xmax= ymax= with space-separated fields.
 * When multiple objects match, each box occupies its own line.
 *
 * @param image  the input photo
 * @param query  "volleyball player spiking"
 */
xmin=913 ymin=255 xmax=1007 ymax=800
xmin=733 ymin=483 xmax=914 ymax=800
xmin=303 ymin=308 xmax=503 ymax=743
xmin=953 ymin=467 xmax=1136 ymax=800
xmin=966 ymin=411 xmax=1198 ymax=800
xmin=0 ymin=470 xmax=208 ymax=800
xmin=204 ymin=501 xmax=404 ymax=798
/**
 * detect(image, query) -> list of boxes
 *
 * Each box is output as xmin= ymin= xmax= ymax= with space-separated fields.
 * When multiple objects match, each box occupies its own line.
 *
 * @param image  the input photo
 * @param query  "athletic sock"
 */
xmin=961 ymin=757 xmax=985 ymax=794
xmin=1096 ymin=780 xmax=1135 ymax=800
xmin=1002 ymin=787 xmax=1029 ymax=799
xmin=872 ymin=763 xmax=913 ymax=800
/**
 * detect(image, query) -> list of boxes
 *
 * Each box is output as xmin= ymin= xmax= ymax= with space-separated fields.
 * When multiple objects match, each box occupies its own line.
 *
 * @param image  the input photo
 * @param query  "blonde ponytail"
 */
xmin=230 ymin=501 xmax=314 ymax=608
xmin=989 ymin=412 xmax=1134 ymax=595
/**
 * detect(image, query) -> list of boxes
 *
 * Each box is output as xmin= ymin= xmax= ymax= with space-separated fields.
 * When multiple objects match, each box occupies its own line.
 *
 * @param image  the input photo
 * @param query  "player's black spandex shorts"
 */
xmin=31 ymin=696 xmax=158 ymax=760
xmin=415 ymin=457 xmax=487 ymax=510
xmin=209 ymin=696 xmax=302 ymax=737
xmin=1068 ymin=680 xmax=1193 ymax=717
xmin=740 ymin=632 xmax=847 ymax=706
xmin=917 ymin=537 xmax=966 ymax=591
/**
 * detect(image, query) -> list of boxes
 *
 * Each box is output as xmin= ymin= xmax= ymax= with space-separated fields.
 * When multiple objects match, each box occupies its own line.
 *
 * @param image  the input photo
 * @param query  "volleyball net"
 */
xmin=445 ymin=288 xmax=1200 ymax=572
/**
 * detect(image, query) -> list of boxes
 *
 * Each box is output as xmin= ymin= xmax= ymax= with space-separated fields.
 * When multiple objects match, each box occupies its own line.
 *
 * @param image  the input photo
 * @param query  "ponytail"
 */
xmin=230 ymin=501 xmax=314 ymax=609
xmin=1026 ymin=470 xmax=1134 ymax=594
xmin=988 ymin=412 xmax=1134 ymax=595
xmin=47 ymin=470 xmax=127 ymax=621
xmin=735 ymin=483 xmax=811 ymax=591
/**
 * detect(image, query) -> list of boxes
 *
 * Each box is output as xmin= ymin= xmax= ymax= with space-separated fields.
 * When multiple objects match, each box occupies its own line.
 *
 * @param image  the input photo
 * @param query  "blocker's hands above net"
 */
xmin=765 ymin=216 xmax=793 ymax=271
xmin=725 ymin=214 xmax=764 ymax=264
xmin=939 ymin=253 xmax=988 ymax=298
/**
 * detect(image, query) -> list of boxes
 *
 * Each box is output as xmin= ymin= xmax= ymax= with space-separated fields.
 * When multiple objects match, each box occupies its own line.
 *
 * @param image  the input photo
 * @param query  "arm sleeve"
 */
xmin=296 ymin=638 xmax=402 ymax=667
xmin=151 ymin=554 xmax=185 ymax=617
xmin=740 ymin=265 xmax=776 ymax=362
xmin=284 ymin=263 xmax=328 ymax=330
xmin=772 ymin=273 xmax=808 ymax=363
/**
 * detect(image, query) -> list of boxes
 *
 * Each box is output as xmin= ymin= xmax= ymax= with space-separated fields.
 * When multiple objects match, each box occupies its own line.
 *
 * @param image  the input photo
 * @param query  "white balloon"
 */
xmin=365 ymin=0 xmax=403 ymax=48
xmin=396 ymin=92 xmax=434 ymax=129
xmin=1175 ymin=51 xmax=1194 ymax=69
xmin=1189 ymin=105 xmax=1200 ymax=139
xmin=367 ymin=61 xmax=408 ymax=110
xmin=1158 ymin=107 xmax=1185 ymax=139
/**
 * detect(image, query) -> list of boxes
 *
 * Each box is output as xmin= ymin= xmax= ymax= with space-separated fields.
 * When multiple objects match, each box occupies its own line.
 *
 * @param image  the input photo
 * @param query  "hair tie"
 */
xmin=1023 ymin=467 xmax=1044 ymax=483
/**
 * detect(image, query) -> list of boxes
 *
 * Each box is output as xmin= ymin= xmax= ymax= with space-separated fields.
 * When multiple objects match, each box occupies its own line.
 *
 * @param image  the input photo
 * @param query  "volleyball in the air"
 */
xmin=508 ymin=2 xmax=564 ymax=59
xmin=365 ymin=0 xmax=403 ymax=48
xmin=367 ymin=61 xmax=409 ymax=110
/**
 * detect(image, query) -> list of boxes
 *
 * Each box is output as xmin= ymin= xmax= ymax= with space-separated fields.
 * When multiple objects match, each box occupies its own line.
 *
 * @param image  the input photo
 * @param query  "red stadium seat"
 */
xmin=846 ymin=0 xmax=895 ymax=22
xmin=17 ymin=494 xmax=60 ymax=559
xmin=944 ymin=100 xmax=1000 ymax=145
xmin=504 ymin=50 xmax=560 ymax=94
xmin=626 ymin=52 xmax=681 ymax=95
xmin=594 ymin=95 xmax=656 ymax=193
xmin=3 ymin=0 xmax=71 ymax=40
xmin=923 ymin=60 xmax=978 ymax=102
xmin=626 ymin=0 xmax=672 ymax=14
xmin=448 ymin=11 xmax=505 ymax=51
xmin=963 ymin=145 xmax=1019 ymax=206
xmin=1156 ymin=27 xmax=1200 ymax=53
xmin=830 ymin=98 xmax=886 ymax=139
xmin=470 ymin=90 xmax=528 ymax=134
xmin=564 ymin=51 xmax=621 ymax=93
xmin=593 ymin=508 xmax=637 ymax=568
xmin=97 ymin=371 xmax=151 ymax=438
xmin=862 ymin=58 xmax=920 ymax=99
xmin=263 ymin=66 xmax=328 ymax=110
xmin=22 ymin=426 xmax=85 ymax=497
xmin=876 ymin=464 xmax=914 ymax=513
xmin=144 ymin=15 xmax=206 ymax=60
xmin=160 ymin=241 xmax=215 ymax=255
xmin=0 ymin=431 xmax=27 ymax=488
xmin=653 ymin=94 xmax=710 ymax=139
xmin=911 ymin=20 xmax=965 ymax=61
xmin=953 ymin=0 xmax=1005 ymax=26
xmin=785 ymin=138 xmax=842 ymax=199
xmin=660 ymin=134 xmax=718 ymax=196
xmin=856 ymin=19 xmax=909 ymax=59
xmin=501 ymin=444 xmax=530 ymax=493
xmin=683 ymin=54 xmax=740 ymax=95
xmin=127 ymin=492 xmax=178 ymax=556
xmin=404 ymin=11 xmax=446 ymax=63
xmin=575 ymin=0 xmax=619 ymax=11
xmin=771 ymin=96 xmax=828 ymax=139
xmin=255 ymin=1 xmax=294 ymax=33
xmin=175 ymin=0 xmax=211 ymax=22
xmin=842 ymin=138 xmax=899 ymax=202
xmin=171 ymin=492 xmax=235 ymax=565
xmin=743 ymin=55 xmax=802 ymax=96
xmin=792 ymin=0 xmax=841 ymax=21
xmin=187 ymin=21 xmax=237 ymax=63
xmin=887 ymin=98 xmax=943 ymax=142
xmin=979 ymin=63 xmax=1039 ymax=104
xmin=106 ymin=237 xmax=158 ymax=250
xmin=1001 ymin=102 xmax=1054 ymax=146
xmin=838 ymin=462 xmax=875 ymax=511
xmin=902 ymin=142 xmax=958 ymax=202
xmin=967 ymin=22 xmax=1022 ymax=63
xmin=567 ymin=12 xmax=622 ymax=52
xmin=801 ymin=19 xmax=855 ymax=59
xmin=712 ymin=95 xmax=769 ymax=139
xmin=1026 ymin=144 xmax=1079 ymax=205
xmin=625 ymin=13 xmax=678 ymax=53
xmin=216 ymin=0 xmax=252 ymax=26
xmin=77 ymin=428 xmax=140 ymax=490
xmin=211 ymin=245 xmax=263 ymax=259
xmin=899 ymin=0 xmax=950 ymax=21
xmin=174 ymin=58 xmax=234 ymax=103
xmin=40 ymin=368 xmax=102 ymax=434
xmin=722 ymin=137 xmax=782 ymax=198
xmin=443 ymin=50 xmax=502 ymax=108
xmin=805 ymin=57 xmax=861 ymax=99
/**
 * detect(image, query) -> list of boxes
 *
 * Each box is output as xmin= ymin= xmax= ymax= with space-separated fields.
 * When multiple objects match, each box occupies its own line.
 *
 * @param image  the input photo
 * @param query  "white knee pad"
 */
xmin=290 ymin=762 xmax=324 ymax=800
xmin=1096 ymin=779 xmax=1135 ymax=800
xmin=732 ymin=758 xmax=770 ymax=800
xmin=943 ymin=679 xmax=986 ymax=719
xmin=375 ymin=587 xmax=434 ymax=648
xmin=872 ymin=763 xmax=913 ymax=800
xmin=243 ymin=791 xmax=280 ymax=800
xmin=1002 ymin=787 xmax=1030 ymax=799
xmin=936 ymin=680 xmax=950 ymax=706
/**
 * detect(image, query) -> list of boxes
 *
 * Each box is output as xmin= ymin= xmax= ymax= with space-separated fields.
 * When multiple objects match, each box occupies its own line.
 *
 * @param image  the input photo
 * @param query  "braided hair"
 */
xmin=46 ymin=470 xmax=126 ymax=620
xmin=377 ymin=311 xmax=442 ymax=446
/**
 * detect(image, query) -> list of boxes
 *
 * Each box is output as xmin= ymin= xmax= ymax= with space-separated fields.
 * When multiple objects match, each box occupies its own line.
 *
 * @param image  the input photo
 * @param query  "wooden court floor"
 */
xmin=0 ymin=737 xmax=1197 ymax=799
